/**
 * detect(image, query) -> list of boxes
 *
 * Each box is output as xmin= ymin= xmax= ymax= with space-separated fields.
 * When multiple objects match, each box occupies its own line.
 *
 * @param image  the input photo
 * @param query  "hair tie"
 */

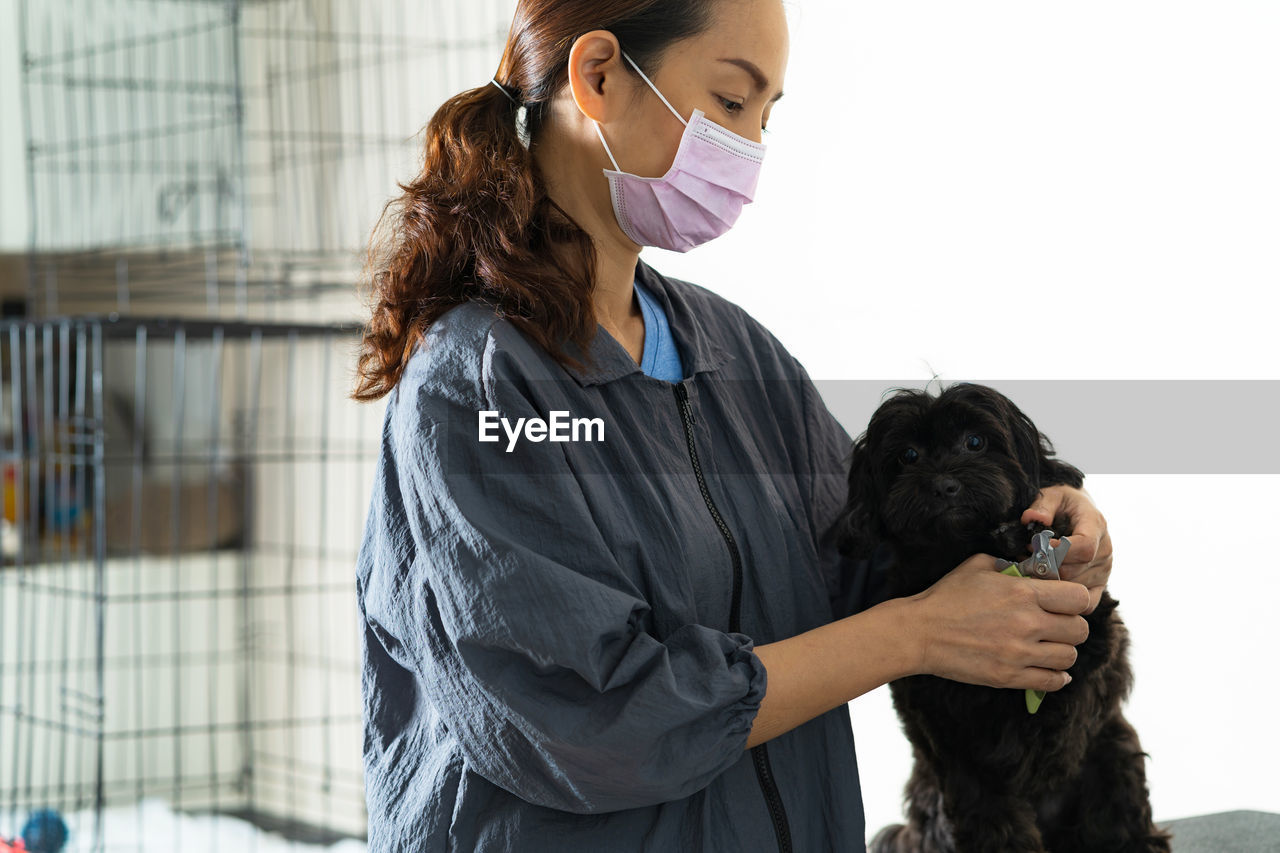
xmin=490 ymin=78 xmax=520 ymax=106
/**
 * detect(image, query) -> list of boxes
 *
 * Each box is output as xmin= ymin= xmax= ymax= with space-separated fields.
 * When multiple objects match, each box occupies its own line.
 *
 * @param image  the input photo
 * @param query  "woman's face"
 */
xmin=592 ymin=0 xmax=790 ymax=179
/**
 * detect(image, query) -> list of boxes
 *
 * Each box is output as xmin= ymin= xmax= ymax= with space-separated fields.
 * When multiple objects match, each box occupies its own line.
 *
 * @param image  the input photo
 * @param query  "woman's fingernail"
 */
xmin=1064 ymin=673 xmax=1073 ymax=685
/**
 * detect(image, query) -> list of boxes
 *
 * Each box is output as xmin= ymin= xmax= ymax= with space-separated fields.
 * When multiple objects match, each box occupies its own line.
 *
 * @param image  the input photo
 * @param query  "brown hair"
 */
xmin=351 ymin=0 xmax=720 ymax=402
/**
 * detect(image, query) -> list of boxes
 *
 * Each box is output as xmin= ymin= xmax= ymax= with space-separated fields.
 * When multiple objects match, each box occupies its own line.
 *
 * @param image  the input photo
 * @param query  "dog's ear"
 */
xmin=834 ymin=432 xmax=880 ymax=560
xmin=1038 ymin=445 xmax=1085 ymax=489
xmin=1003 ymin=398 xmax=1085 ymax=490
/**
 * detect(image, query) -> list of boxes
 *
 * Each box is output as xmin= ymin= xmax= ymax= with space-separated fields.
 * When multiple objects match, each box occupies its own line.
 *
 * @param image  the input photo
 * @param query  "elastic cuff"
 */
xmin=725 ymin=631 xmax=768 ymax=744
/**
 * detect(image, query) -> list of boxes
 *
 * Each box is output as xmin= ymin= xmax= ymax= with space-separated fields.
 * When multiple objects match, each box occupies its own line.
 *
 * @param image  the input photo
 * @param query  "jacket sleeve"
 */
xmin=796 ymin=366 xmax=892 ymax=621
xmin=359 ymin=334 xmax=768 ymax=815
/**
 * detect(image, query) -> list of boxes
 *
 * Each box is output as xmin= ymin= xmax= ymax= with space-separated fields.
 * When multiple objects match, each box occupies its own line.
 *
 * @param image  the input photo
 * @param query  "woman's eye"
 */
xmin=899 ymin=448 xmax=919 ymax=464
xmin=964 ymin=434 xmax=985 ymax=451
xmin=718 ymin=96 xmax=745 ymax=114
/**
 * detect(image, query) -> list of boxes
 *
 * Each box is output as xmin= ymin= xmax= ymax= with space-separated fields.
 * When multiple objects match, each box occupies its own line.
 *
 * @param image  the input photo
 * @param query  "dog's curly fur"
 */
xmin=836 ymin=383 xmax=1171 ymax=853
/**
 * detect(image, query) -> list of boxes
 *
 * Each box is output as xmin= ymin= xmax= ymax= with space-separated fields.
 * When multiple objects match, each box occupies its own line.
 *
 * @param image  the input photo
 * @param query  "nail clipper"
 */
xmin=995 ymin=529 xmax=1072 ymax=714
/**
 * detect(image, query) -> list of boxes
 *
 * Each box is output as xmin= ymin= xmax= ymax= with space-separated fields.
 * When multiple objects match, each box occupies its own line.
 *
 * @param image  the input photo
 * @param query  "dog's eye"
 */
xmin=899 ymin=447 xmax=919 ymax=464
xmin=964 ymin=434 xmax=985 ymax=451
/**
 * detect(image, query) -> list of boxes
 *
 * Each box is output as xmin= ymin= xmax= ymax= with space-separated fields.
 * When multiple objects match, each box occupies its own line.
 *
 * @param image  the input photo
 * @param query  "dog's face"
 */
xmin=836 ymin=383 xmax=1083 ymax=560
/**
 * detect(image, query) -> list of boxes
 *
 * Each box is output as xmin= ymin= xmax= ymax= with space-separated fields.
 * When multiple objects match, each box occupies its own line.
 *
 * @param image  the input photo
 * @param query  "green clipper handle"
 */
xmin=1000 ymin=562 xmax=1048 ymax=714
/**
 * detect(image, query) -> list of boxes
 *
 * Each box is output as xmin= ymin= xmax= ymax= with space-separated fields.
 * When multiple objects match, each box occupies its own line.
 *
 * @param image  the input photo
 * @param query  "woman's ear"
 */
xmin=566 ymin=30 xmax=628 ymax=123
xmin=834 ymin=432 xmax=879 ymax=560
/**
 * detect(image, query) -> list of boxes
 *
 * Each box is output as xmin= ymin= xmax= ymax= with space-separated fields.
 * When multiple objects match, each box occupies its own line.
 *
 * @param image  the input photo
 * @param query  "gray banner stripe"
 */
xmin=812 ymin=379 xmax=1280 ymax=475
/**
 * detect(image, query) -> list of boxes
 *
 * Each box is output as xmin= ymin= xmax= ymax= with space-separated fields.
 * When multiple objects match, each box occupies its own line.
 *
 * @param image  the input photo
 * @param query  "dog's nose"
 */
xmin=935 ymin=477 xmax=962 ymax=498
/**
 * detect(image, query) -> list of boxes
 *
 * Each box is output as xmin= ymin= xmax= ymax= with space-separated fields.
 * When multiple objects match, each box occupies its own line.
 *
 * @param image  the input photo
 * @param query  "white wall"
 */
xmin=645 ymin=0 xmax=1280 ymax=831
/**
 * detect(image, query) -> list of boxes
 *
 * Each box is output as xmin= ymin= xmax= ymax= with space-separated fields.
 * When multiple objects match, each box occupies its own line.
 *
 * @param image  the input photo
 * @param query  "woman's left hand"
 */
xmin=1020 ymin=485 xmax=1111 ymax=615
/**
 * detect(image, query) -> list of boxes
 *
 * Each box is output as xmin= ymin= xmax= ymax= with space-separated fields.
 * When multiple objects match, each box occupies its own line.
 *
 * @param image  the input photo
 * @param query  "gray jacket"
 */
xmin=356 ymin=258 xmax=890 ymax=851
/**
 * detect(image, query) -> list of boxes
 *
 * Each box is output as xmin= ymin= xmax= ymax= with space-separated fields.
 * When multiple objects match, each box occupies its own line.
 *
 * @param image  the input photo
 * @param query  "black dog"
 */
xmin=836 ymin=382 xmax=1170 ymax=853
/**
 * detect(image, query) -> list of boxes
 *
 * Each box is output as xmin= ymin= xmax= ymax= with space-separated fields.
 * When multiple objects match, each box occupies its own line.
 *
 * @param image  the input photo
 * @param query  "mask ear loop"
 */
xmin=593 ymin=121 xmax=622 ymax=172
xmin=620 ymin=51 xmax=689 ymax=127
xmin=595 ymin=49 xmax=689 ymax=172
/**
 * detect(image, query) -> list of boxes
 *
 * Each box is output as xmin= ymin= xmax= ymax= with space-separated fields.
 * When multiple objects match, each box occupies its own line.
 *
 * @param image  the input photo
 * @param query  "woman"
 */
xmin=352 ymin=0 xmax=1111 ymax=850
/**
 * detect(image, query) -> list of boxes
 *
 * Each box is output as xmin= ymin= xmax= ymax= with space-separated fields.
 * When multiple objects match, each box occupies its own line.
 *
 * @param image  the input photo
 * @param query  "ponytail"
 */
xmin=352 ymin=0 xmax=717 ymax=403
xmin=351 ymin=75 xmax=598 ymax=403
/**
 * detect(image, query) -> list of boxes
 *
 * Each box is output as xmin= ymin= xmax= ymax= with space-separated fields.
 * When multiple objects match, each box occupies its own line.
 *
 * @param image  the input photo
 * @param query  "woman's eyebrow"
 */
xmin=717 ymin=58 xmax=785 ymax=102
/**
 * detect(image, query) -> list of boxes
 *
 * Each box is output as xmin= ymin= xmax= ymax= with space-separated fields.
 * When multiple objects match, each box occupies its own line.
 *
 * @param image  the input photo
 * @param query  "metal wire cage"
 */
xmin=1 ymin=316 xmax=382 ymax=849
xmin=16 ymin=0 xmax=514 ymax=320
xmin=4 ymin=0 xmax=517 ymax=848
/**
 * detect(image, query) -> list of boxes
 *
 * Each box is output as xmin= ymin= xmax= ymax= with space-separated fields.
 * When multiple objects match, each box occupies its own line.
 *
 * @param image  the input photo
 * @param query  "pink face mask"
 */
xmin=593 ymin=51 xmax=767 ymax=253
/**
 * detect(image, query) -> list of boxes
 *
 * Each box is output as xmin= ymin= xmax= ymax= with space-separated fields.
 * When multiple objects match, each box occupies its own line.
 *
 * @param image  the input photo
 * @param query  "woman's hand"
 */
xmin=907 ymin=554 xmax=1091 ymax=692
xmin=1021 ymin=484 xmax=1112 ymax=615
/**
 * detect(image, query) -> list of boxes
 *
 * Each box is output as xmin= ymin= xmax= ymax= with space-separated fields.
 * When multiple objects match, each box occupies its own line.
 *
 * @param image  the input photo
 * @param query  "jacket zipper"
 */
xmin=673 ymin=381 xmax=792 ymax=853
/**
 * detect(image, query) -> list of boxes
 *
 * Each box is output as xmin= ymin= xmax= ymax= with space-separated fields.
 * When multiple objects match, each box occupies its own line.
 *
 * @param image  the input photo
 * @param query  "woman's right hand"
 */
xmin=905 ymin=553 xmax=1092 ymax=692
